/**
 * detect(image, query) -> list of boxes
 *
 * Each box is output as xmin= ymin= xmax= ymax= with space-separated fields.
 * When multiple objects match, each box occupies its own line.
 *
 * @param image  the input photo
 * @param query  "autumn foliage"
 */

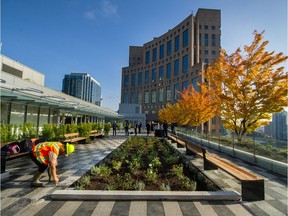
xmin=203 ymin=31 xmax=288 ymax=141
xmin=158 ymin=85 xmax=217 ymax=128
xmin=158 ymin=31 xmax=287 ymax=142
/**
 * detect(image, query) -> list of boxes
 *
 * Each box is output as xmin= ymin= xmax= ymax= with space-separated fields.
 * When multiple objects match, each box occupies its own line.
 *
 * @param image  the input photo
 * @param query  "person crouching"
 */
xmin=29 ymin=142 xmax=75 ymax=187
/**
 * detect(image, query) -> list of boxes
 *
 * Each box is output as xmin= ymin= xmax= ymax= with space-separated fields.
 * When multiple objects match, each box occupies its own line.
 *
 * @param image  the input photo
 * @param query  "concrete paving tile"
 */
xmin=91 ymin=201 xmax=115 ymax=216
xmin=128 ymin=201 xmax=147 ymax=216
xmin=253 ymin=200 xmax=285 ymax=216
xmin=110 ymin=201 xmax=131 ymax=216
xmin=266 ymin=200 xmax=288 ymax=215
xmin=147 ymin=201 xmax=165 ymax=216
xmin=178 ymin=201 xmax=201 ymax=216
xmin=0 ymin=197 xmax=32 ymax=216
xmin=13 ymin=199 xmax=50 ymax=216
xmin=208 ymin=201 xmax=235 ymax=216
xmin=223 ymin=201 xmax=252 ymax=216
xmin=163 ymin=201 xmax=183 ymax=216
xmin=193 ymin=201 xmax=218 ymax=216
xmin=270 ymin=186 xmax=288 ymax=197
xmin=0 ymin=197 xmax=20 ymax=209
xmin=73 ymin=201 xmax=98 ymax=216
xmin=34 ymin=200 xmax=66 ymax=216
xmin=53 ymin=201 xmax=83 ymax=216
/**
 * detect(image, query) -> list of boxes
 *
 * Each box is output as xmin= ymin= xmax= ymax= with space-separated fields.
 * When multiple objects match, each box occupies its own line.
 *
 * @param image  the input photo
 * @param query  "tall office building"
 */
xmin=62 ymin=73 xmax=101 ymax=106
xmin=264 ymin=110 xmax=288 ymax=141
xmin=121 ymin=8 xmax=221 ymax=133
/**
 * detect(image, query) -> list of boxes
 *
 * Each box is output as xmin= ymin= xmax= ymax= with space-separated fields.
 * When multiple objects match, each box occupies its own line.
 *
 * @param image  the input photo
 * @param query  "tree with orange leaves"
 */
xmin=177 ymin=85 xmax=217 ymax=127
xmin=202 ymin=31 xmax=288 ymax=141
xmin=158 ymin=85 xmax=217 ymax=131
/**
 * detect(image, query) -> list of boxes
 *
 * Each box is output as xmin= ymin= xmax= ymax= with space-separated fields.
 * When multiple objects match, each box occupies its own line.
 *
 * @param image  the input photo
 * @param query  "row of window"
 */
xmin=199 ymin=25 xmax=220 ymax=30
xmin=145 ymin=29 xmax=189 ymax=64
xmin=123 ymin=77 xmax=200 ymax=104
xmin=199 ymin=34 xmax=220 ymax=47
xmin=124 ymin=55 xmax=190 ymax=87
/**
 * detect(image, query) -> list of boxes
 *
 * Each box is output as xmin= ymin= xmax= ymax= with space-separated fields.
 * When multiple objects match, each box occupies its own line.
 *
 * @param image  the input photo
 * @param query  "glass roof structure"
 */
xmin=0 ymin=71 xmax=121 ymax=119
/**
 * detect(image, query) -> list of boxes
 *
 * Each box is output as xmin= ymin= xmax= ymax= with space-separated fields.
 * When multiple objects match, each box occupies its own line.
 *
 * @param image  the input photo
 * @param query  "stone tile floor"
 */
xmin=1 ymin=133 xmax=287 ymax=216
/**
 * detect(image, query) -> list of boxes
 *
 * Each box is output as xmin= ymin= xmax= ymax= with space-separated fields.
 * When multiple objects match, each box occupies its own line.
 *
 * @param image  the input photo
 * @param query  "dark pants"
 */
xmin=113 ymin=129 xmax=116 ymax=136
xmin=30 ymin=151 xmax=48 ymax=173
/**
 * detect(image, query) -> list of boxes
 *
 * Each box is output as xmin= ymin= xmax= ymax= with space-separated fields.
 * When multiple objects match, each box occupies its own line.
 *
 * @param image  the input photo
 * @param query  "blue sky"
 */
xmin=1 ymin=0 xmax=287 ymax=111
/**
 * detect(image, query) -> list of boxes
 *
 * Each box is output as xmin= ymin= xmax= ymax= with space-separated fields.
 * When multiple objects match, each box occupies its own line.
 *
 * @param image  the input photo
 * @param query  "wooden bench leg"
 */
xmin=186 ymin=144 xmax=196 ymax=156
xmin=177 ymin=143 xmax=184 ymax=148
xmin=204 ymin=158 xmax=218 ymax=170
xmin=1 ymin=156 xmax=7 ymax=173
xmin=241 ymin=179 xmax=265 ymax=201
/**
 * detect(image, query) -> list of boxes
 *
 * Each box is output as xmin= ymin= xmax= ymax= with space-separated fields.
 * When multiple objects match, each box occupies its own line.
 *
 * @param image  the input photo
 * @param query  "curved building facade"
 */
xmin=121 ymin=8 xmax=221 ymax=132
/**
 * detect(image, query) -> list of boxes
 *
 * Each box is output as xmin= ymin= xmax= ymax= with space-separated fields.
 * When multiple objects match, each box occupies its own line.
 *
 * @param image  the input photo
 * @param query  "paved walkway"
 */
xmin=1 ymin=133 xmax=287 ymax=216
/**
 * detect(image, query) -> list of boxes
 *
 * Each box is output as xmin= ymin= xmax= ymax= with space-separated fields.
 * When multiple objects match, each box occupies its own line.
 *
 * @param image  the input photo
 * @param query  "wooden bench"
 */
xmin=90 ymin=130 xmax=103 ymax=140
xmin=169 ymin=133 xmax=265 ymax=201
xmin=63 ymin=132 xmax=87 ymax=144
xmin=167 ymin=134 xmax=186 ymax=148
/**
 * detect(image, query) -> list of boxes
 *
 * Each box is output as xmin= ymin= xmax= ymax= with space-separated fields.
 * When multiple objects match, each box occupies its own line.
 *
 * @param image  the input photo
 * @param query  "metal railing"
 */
xmin=175 ymin=127 xmax=287 ymax=164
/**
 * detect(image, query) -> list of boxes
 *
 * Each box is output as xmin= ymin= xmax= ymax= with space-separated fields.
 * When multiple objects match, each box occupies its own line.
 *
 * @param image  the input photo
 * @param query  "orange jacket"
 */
xmin=32 ymin=142 xmax=62 ymax=165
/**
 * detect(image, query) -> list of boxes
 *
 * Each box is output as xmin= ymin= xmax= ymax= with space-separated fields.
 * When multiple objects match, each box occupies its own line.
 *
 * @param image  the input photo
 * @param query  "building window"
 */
xmin=205 ymin=25 xmax=208 ymax=29
xmin=138 ymin=72 xmax=142 ymax=85
xmin=212 ymin=26 xmax=216 ymax=30
xmin=182 ymin=81 xmax=188 ymax=91
xmin=137 ymin=92 xmax=142 ymax=104
xmin=182 ymin=55 xmax=189 ymax=73
xmin=145 ymin=51 xmax=150 ymax=64
xmin=174 ymin=83 xmax=179 ymax=100
xmin=159 ymin=88 xmax=163 ymax=102
xmin=174 ymin=35 xmax=179 ymax=52
xmin=167 ymin=86 xmax=171 ymax=101
xmin=212 ymin=51 xmax=216 ymax=55
xmin=159 ymin=66 xmax=164 ymax=79
xmin=124 ymin=75 xmax=129 ymax=87
xmin=131 ymin=92 xmax=135 ymax=103
xmin=174 ymin=59 xmax=179 ymax=76
xmin=192 ymin=77 xmax=199 ymax=91
xmin=145 ymin=70 xmax=149 ymax=84
xmin=219 ymin=34 xmax=221 ymax=46
xmin=204 ymin=50 xmax=209 ymax=55
xmin=167 ymin=40 xmax=172 ymax=55
xmin=212 ymin=34 xmax=216 ymax=46
xmin=183 ymin=29 xmax=189 ymax=47
xmin=160 ymin=44 xmax=164 ymax=59
xmin=199 ymin=33 xmax=201 ymax=46
xmin=205 ymin=58 xmax=209 ymax=63
xmin=166 ymin=63 xmax=171 ymax=79
xmin=144 ymin=91 xmax=149 ymax=104
xmin=152 ymin=69 xmax=157 ymax=82
xmin=131 ymin=73 xmax=136 ymax=86
xmin=152 ymin=48 xmax=157 ymax=62
xmin=205 ymin=34 xmax=208 ymax=46
xmin=152 ymin=89 xmax=156 ymax=103
xmin=123 ymin=93 xmax=128 ymax=103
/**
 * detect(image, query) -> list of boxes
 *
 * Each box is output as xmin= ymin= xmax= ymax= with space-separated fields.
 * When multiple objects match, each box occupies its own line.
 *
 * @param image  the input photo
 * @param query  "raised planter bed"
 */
xmin=52 ymin=137 xmax=241 ymax=201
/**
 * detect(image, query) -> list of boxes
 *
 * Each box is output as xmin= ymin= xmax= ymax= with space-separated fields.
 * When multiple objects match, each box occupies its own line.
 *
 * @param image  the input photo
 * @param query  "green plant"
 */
xmin=146 ymin=168 xmax=157 ymax=183
xmin=103 ymin=122 xmax=111 ymax=136
xmin=75 ymin=175 xmax=91 ymax=190
xmin=41 ymin=124 xmax=55 ymax=141
xmin=77 ymin=123 xmax=91 ymax=137
xmin=67 ymin=123 xmax=78 ymax=133
xmin=114 ymin=173 xmax=133 ymax=190
xmin=134 ymin=181 xmax=145 ymax=191
xmin=171 ymin=164 xmax=183 ymax=179
xmin=181 ymin=176 xmax=197 ymax=191
xmin=91 ymin=165 xmax=112 ymax=178
xmin=159 ymin=183 xmax=171 ymax=191
xmin=111 ymin=160 xmax=122 ymax=171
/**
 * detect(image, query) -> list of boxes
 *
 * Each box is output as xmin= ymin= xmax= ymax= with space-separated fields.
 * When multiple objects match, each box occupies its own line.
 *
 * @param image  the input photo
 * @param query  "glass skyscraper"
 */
xmin=62 ymin=73 xmax=101 ymax=106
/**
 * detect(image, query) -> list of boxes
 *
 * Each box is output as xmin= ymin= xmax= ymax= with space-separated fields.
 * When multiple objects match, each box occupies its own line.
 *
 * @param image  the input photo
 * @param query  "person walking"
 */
xmin=138 ymin=122 xmax=142 ymax=134
xmin=112 ymin=121 xmax=117 ymax=136
xmin=146 ymin=121 xmax=151 ymax=136
xmin=134 ymin=123 xmax=138 ymax=136
xmin=163 ymin=121 xmax=168 ymax=137
xmin=30 ymin=142 xmax=75 ymax=187
xmin=125 ymin=121 xmax=129 ymax=136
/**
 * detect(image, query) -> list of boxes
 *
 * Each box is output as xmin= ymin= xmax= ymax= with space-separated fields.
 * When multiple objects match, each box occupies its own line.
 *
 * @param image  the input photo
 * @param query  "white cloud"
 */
xmin=84 ymin=10 xmax=96 ymax=20
xmin=100 ymin=0 xmax=118 ymax=18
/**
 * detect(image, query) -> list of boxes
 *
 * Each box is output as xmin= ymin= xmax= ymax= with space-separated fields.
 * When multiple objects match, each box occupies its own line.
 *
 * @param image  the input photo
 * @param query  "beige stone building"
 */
xmin=121 ymin=8 xmax=222 ymax=133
